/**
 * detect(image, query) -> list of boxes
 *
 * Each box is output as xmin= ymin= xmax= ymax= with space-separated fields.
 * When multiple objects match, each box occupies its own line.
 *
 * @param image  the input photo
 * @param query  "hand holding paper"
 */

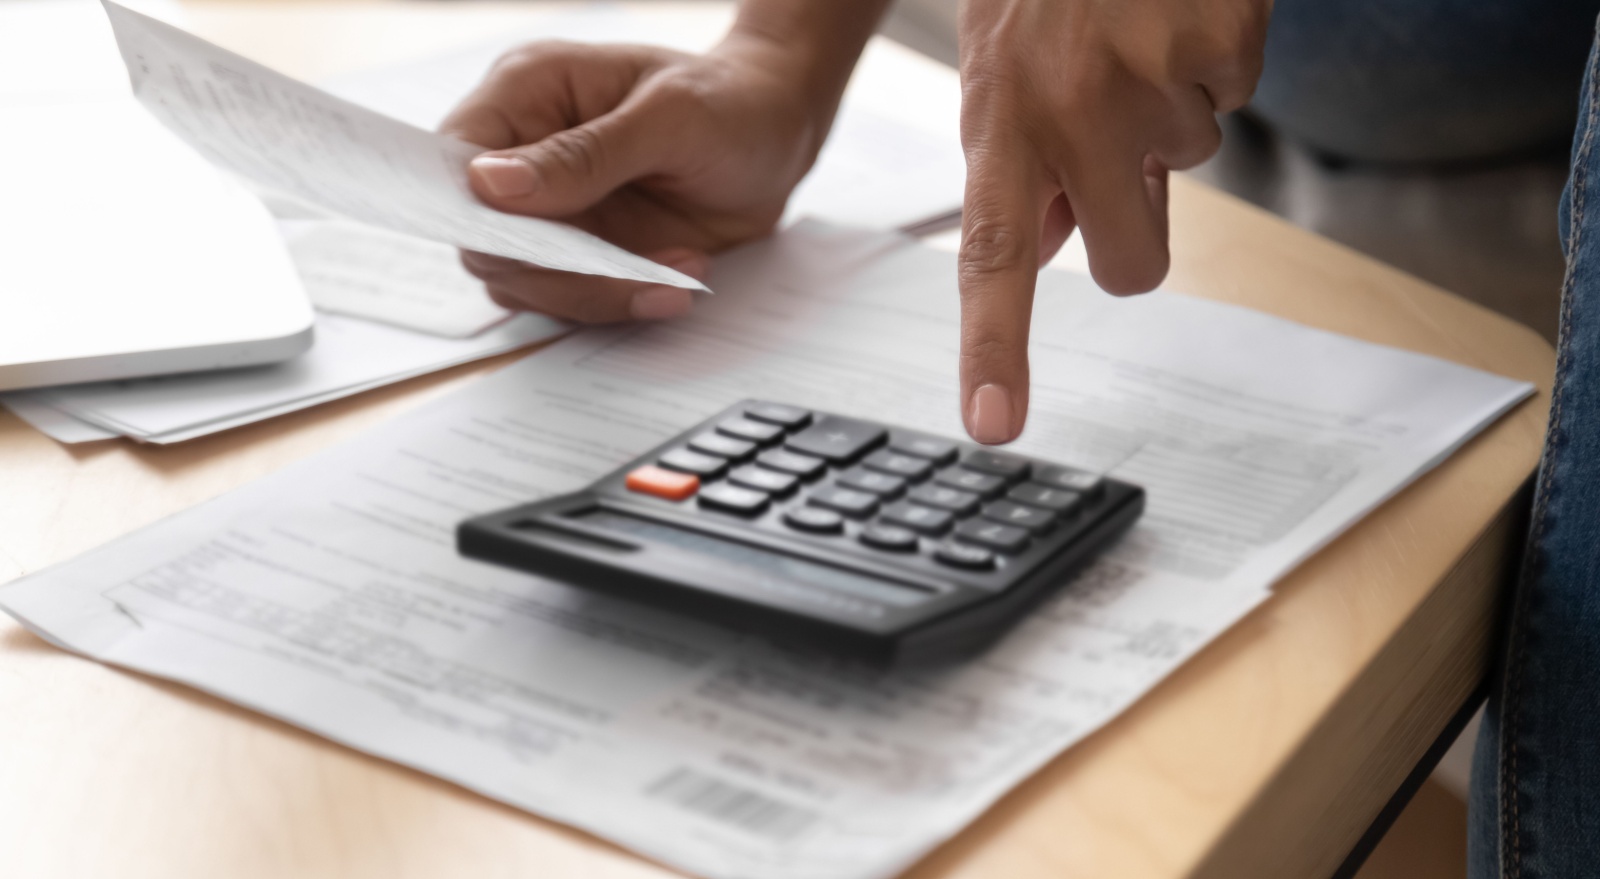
xmin=439 ymin=2 xmax=893 ymax=323
xmin=100 ymin=0 xmax=705 ymax=292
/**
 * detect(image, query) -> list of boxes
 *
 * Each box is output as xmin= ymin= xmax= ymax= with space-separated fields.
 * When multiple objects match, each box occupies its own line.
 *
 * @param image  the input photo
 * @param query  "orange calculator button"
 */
xmin=625 ymin=465 xmax=700 ymax=501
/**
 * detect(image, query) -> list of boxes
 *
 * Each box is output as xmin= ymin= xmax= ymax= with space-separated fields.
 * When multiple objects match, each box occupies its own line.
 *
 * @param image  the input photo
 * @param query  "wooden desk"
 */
xmin=0 ymin=3 xmax=1556 ymax=877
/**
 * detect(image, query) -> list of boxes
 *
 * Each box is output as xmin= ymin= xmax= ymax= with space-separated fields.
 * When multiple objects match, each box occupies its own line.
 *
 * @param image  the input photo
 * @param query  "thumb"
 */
xmin=467 ymin=106 xmax=657 ymax=217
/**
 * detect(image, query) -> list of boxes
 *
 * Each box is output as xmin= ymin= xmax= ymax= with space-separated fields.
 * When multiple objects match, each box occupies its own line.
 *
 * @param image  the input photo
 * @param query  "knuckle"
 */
xmin=490 ymin=40 xmax=578 ymax=77
xmin=635 ymin=69 xmax=718 ymax=122
xmin=959 ymin=218 xmax=1030 ymax=281
xmin=535 ymin=125 xmax=608 ymax=179
xmin=959 ymin=333 xmax=1016 ymax=370
xmin=1176 ymin=18 xmax=1267 ymax=111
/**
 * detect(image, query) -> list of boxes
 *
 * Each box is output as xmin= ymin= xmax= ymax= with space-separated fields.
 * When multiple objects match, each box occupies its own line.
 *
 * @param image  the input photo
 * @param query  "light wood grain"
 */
xmin=0 ymin=3 xmax=1554 ymax=878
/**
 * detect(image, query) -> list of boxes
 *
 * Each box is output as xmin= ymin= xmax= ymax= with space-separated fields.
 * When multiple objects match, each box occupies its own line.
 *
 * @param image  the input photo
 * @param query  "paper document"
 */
xmin=282 ymin=220 xmax=513 ymax=338
xmin=317 ymin=5 xmax=966 ymax=233
xmin=0 ymin=222 xmax=1532 ymax=879
xmin=2 ymin=217 xmax=549 ymax=444
xmin=8 ymin=311 xmax=564 ymax=444
xmin=100 ymin=1 xmax=703 ymax=291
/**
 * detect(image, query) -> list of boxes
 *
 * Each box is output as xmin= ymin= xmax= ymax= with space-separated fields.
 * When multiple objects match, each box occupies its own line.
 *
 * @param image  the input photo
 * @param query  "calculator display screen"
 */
xmin=577 ymin=510 xmax=930 ymax=608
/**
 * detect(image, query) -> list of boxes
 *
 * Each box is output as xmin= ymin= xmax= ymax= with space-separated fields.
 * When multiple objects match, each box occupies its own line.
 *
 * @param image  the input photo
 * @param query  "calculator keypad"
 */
xmin=659 ymin=447 xmax=727 ymax=478
xmin=808 ymin=485 xmax=880 ymax=519
xmin=863 ymin=449 xmax=934 ymax=480
xmin=688 ymin=432 xmax=756 ymax=460
xmin=630 ymin=403 xmax=1112 ymax=572
xmin=755 ymin=448 xmax=826 ymax=478
xmin=837 ymin=469 xmax=906 ymax=497
xmin=906 ymin=484 xmax=981 ymax=515
xmin=728 ymin=465 xmax=798 ymax=496
xmin=933 ymin=468 xmax=1006 ymax=498
xmin=783 ymin=506 xmax=843 ymax=533
xmin=859 ymin=521 xmax=919 ymax=551
xmin=784 ymin=416 xmax=886 ymax=463
xmin=698 ymin=483 xmax=769 ymax=515
xmin=716 ymin=417 xmax=784 ymax=444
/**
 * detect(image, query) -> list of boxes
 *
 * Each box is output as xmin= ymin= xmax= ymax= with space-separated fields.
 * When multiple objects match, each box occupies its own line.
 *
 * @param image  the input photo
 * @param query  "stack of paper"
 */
xmin=0 ymin=222 xmax=1532 ymax=879
xmin=1 ymin=219 xmax=565 ymax=443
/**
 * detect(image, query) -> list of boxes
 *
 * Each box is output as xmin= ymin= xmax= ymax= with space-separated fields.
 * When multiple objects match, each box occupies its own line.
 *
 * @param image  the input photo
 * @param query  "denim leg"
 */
xmin=1256 ymin=0 xmax=1598 ymax=163
xmin=1469 ymin=20 xmax=1600 ymax=879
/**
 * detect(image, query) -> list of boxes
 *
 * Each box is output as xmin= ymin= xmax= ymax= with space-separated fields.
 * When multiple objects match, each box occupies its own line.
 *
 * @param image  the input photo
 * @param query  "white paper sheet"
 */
xmin=17 ymin=311 xmax=565 ymax=443
xmin=0 ymin=222 xmax=1533 ymax=879
xmin=316 ymin=6 xmax=967 ymax=233
xmin=100 ymin=1 xmax=703 ymax=292
xmin=0 ymin=396 xmax=117 ymax=443
xmin=281 ymin=220 xmax=513 ymax=339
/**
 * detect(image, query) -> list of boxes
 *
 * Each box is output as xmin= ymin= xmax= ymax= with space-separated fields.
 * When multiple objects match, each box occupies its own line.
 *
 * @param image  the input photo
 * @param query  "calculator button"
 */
xmin=879 ymin=502 xmax=954 ymax=535
xmin=755 ymin=448 xmax=826 ymax=479
xmin=785 ymin=416 xmax=887 ymax=463
xmin=745 ymin=402 xmax=812 ymax=429
xmin=658 ymin=447 xmax=727 ymax=478
xmin=837 ymin=468 xmax=906 ymax=497
xmin=729 ymin=465 xmax=798 ymax=496
xmin=716 ymin=417 xmax=784 ymax=444
xmin=954 ymin=519 xmax=1031 ymax=554
xmin=1033 ymin=464 xmax=1103 ymax=496
xmin=697 ymin=483 xmax=770 ymax=515
xmin=784 ymin=506 xmax=844 ymax=534
xmin=906 ymin=484 xmax=980 ymax=515
xmin=981 ymin=500 xmax=1055 ymax=533
xmin=888 ymin=434 xmax=957 ymax=464
xmin=960 ymin=450 xmax=1031 ymax=481
xmin=1007 ymin=483 xmax=1083 ymax=514
xmin=935 ymin=541 xmax=995 ymax=571
xmin=688 ymin=432 xmax=756 ymax=460
xmin=624 ymin=465 xmax=700 ymax=501
xmin=807 ymin=485 xmax=880 ymax=518
xmin=862 ymin=449 xmax=933 ymax=480
xmin=933 ymin=468 xmax=1006 ymax=498
xmin=858 ymin=522 xmax=919 ymax=552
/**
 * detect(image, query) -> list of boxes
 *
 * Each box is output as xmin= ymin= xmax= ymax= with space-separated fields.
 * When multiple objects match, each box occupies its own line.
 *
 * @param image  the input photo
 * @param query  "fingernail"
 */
xmin=471 ymin=156 xmax=535 ymax=198
xmin=968 ymin=384 xmax=1014 ymax=444
xmin=630 ymin=286 xmax=694 ymax=320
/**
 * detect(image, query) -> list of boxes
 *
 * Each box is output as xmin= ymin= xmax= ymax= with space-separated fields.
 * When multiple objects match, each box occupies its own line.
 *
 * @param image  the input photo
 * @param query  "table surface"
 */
xmin=0 ymin=3 xmax=1559 ymax=878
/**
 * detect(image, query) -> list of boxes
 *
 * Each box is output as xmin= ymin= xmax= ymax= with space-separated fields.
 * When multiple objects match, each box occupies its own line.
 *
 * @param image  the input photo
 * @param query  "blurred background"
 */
xmin=886 ymin=0 xmax=1579 ymax=345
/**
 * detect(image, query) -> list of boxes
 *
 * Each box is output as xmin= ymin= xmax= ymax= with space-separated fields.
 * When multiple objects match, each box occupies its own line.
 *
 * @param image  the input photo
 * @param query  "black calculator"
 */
xmin=458 ymin=401 xmax=1144 ymax=665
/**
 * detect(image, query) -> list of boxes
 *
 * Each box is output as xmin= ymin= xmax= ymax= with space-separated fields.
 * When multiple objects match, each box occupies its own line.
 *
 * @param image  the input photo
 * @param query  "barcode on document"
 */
xmin=646 ymin=768 xmax=817 ymax=841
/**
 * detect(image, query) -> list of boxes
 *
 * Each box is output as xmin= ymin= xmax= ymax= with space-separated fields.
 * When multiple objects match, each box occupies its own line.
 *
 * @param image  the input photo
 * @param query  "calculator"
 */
xmin=458 ymin=401 xmax=1144 ymax=665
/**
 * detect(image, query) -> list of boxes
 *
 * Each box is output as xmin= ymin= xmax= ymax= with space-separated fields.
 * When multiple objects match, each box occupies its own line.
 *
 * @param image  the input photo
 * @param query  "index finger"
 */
xmin=957 ymin=127 xmax=1052 ymax=445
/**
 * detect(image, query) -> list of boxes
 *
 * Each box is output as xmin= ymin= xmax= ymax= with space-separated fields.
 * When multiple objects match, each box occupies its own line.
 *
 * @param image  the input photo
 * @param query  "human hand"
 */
xmin=440 ymin=35 xmax=840 ymax=323
xmin=955 ymin=0 xmax=1270 ymax=443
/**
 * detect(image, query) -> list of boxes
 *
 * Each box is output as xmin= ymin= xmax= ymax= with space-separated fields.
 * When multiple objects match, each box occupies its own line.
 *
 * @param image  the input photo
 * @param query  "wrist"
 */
xmin=718 ymin=0 xmax=891 ymax=109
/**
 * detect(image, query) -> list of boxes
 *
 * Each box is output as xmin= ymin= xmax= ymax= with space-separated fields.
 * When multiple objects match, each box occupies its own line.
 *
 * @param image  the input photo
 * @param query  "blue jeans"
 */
xmin=1466 ymin=28 xmax=1600 ymax=878
xmin=1259 ymin=3 xmax=1600 ymax=875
